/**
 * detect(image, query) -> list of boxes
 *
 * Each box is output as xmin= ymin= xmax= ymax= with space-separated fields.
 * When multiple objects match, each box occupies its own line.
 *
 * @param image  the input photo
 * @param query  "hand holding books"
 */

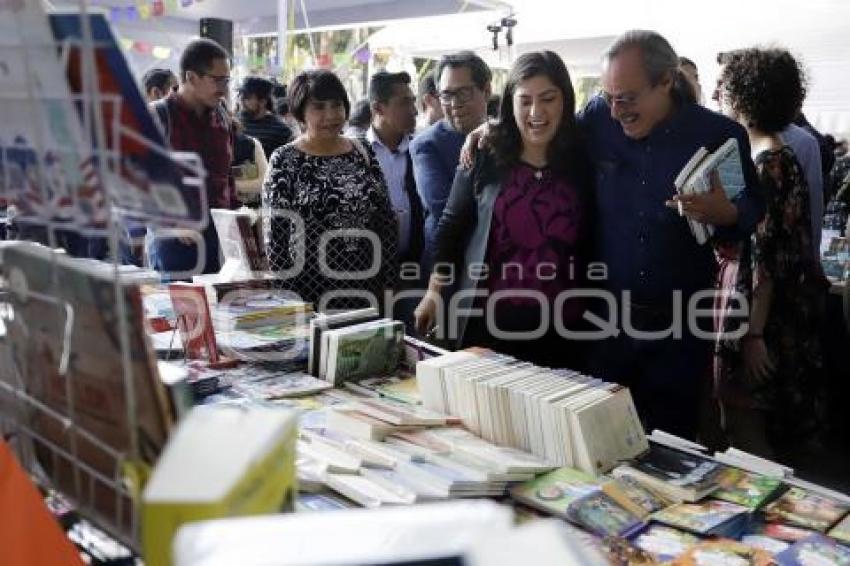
xmin=666 ymin=170 xmax=739 ymax=227
xmin=668 ymin=138 xmax=748 ymax=244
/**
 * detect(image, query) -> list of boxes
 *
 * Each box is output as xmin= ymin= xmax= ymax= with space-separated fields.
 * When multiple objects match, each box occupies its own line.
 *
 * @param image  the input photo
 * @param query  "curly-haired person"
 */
xmin=714 ymin=47 xmax=830 ymax=460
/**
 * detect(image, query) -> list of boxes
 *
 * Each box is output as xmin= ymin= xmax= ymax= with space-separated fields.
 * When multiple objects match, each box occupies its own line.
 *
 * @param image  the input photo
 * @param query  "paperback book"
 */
xmin=671 ymin=539 xmax=774 ymax=566
xmin=323 ymin=320 xmax=404 ymax=386
xmin=674 ymin=137 xmax=747 ymax=245
xmin=612 ymin=442 xmax=725 ymax=502
xmin=762 ymin=486 xmax=850 ymax=533
xmin=713 ymin=468 xmax=784 ymax=510
xmin=651 ymin=500 xmax=751 ymax=537
xmin=510 ymin=467 xmax=644 ymax=537
xmin=775 ymin=533 xmax=850 ymax=566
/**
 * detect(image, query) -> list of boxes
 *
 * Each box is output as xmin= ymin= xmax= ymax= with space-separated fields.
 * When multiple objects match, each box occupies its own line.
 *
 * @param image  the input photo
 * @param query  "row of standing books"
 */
xmin=416 ymin=349 xmax=648 ymax=475
xmin=307 ymin=308 xmax=405 ymax=387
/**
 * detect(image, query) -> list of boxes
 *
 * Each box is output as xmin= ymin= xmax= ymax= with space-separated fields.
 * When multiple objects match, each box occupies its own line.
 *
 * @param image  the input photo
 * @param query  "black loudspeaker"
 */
xmin=200 ymin=18 xmax=233 ymax=56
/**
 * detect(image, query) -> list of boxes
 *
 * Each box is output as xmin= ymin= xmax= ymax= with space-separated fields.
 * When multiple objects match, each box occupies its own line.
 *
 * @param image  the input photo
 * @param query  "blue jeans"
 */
xmin=148 ymin=224 xmax=221 ymax=281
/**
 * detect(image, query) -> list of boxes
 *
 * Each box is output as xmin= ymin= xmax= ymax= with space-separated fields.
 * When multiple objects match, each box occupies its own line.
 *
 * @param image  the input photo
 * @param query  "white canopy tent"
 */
xmin=48 ymin=0 xmax=509 ymax=83
xmin=369 ymin=0 xmax=850 ymax=135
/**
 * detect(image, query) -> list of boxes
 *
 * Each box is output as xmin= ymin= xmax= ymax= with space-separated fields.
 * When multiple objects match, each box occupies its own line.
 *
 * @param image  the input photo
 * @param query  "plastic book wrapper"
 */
xmin=1 ymin=242 xmax=172 ymax=522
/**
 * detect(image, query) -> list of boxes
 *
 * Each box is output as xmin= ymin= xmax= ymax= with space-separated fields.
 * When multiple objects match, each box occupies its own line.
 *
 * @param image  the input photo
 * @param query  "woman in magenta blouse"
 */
xmin=414 ymin=51 xmax=592 ymax=369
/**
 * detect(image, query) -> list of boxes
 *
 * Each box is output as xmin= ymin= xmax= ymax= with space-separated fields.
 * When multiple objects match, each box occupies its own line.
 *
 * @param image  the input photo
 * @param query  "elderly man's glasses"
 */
xmin=599 ymin=84 xmax=656 ymax=108
xmin=439 ymin=85 xmax=477 ymax=105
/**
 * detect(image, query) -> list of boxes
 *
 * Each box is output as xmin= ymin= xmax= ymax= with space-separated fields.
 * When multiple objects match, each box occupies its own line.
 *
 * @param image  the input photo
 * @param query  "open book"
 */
xmin=674 ymin=138 xmax=746 ymax=245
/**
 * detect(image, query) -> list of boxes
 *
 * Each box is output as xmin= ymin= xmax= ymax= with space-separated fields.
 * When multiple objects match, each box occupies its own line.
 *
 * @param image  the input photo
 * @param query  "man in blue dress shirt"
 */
xmin=580 ymin=31 xmax=765 ymax=440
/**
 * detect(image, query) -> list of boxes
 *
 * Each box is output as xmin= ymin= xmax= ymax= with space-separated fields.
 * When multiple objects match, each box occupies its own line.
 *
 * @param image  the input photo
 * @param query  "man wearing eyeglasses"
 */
xmin=579 ymin=30 xmax=765 ymax=441
xmin=410 ymin=51 xmax=492 ymax=273
xmin=148 ymin=38 xmax=237 ymax=278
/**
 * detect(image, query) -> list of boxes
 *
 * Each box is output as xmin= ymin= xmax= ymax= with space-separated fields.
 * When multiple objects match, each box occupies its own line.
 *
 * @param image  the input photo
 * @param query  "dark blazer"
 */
xmin=410 ymin=120 xmax=466 ymax=267
xmin=402 ymin=150 xmax=426 ymax=266
xmin=432 ymin=153 xmax=503 ymax=345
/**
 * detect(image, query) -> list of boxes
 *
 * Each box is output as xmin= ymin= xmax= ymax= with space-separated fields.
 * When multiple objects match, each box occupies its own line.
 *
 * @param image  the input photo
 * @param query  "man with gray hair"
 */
xmin=579 ymin=30 xmax=765 ymax=440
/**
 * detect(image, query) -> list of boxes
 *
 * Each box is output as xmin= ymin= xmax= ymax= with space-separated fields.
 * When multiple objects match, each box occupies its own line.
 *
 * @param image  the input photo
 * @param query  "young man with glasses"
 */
xmin=147 ymin=38 xmax=237 ymax=278
xmin=410 ymin=51 xmax=491 ymax=273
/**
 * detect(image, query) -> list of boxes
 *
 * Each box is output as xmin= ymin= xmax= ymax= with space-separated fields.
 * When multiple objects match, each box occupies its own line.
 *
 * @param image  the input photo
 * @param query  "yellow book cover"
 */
xmin=142 ymin=406 xmax=298 ymax=566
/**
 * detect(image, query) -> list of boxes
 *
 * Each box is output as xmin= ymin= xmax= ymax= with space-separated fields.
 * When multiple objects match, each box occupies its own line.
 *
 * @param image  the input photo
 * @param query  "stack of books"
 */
xmin=309 ymin=309 xmax=405 ymax=386
xmin=611 ymin=442 xmax=727 ymax=502
xmin=416 ymin=350 xmax=647 ymax=474
xmin=294 ymin=390 xmax=555 ymax=507
xmin=211 ymin=297 xmax=312 ymax=332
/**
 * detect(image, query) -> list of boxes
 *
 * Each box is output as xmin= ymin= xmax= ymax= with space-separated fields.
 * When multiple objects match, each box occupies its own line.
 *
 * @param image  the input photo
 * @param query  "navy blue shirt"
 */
xmin=578 ymin=96 xmax=764 ymax=305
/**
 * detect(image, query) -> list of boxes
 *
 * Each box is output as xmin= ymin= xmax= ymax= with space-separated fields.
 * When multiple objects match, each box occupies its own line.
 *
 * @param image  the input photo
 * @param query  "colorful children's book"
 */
xmin=510 ymin=467 xmax=601 ymax=518
xmin=651 ymin=500 xmax=750 ymax=536
xmin=633 ymin=525 xmax=700 ymax=563
xmin=713 ymin=468 xmax=783 ymax=509
xmin=602 ymin=475 xmax=670 ymax=519
xmin=565 ymin=491 xmax=644 ymax=538
xmin=511 ymin=467 xmax=642 ymax=537
xmin=762 ymin=487 xmax=850 ymax=532
xmin=740 ymin=535 xmax=791 ymax=556
xmin=671 ymin=539 xmax=774 ymax=566
xmin=775 ymin=533 xmax=850 ymax=566
xmin=612 ymin=443 xmax=725 ymax=502
xmin=748 ymin=521 xmax=819 ymax=543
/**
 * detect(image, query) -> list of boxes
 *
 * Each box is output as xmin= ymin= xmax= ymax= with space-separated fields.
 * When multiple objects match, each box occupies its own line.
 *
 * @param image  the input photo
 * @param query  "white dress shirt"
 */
xmin=367 ymin=126 xmax=412 ymax=256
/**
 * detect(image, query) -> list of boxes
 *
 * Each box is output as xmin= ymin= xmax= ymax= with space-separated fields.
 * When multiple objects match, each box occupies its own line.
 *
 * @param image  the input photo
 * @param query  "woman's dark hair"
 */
xmin=288 ymin=69 xmax=351 ymax=123
xmin=488 ymin=50 xmax=583 ymax=179
xmin=719 ymin=47 xmax=807 ymax=134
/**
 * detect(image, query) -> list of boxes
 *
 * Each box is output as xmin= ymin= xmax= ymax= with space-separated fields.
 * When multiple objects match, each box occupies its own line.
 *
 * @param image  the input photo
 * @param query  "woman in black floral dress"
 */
xmin=262 ymin=70 xmax=397 ymax=311
xmin=714 ymin=48 xmax=829 ymax=458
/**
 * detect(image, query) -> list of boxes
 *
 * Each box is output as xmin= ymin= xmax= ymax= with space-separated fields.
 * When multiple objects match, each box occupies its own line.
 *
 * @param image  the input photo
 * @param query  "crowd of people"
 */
xmin=16 ymin=30 xmax=850 ymax=462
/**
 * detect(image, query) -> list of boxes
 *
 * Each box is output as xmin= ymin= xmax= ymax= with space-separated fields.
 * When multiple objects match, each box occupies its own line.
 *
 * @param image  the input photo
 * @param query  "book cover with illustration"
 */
xmin=614 ymin=443 xmax=725 ymax=502
xmin=602 ymin=473 xmax=670 ymax=519
xmin=325 ymin=321 xmax=404 ymax=385
xmin=713 ymin=468 xmax=783 ymax=510
xmin=565 ymin=490 xmax=644 ymax=538
xmin=672 ymin=539 xmax=774 ymax=566
xmin=762 ymin=487 xmax=850 ymax=533
xmin=652 ymin=500 xmax=750 ymax=536
xmin=510 ymin=467 xmax=601 ymax=519
xmin=168 ymin=283 xmax=219 ymax=362
xmin=633 ymin=525 xmax=701 ymax=563
xmin=775 ymin=533 xmax=850 ymax=566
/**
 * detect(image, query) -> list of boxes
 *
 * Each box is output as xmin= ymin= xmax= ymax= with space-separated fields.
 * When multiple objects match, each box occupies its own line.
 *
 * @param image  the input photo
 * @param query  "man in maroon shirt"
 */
xmin=148 ymin=38 xmax=236 ymax=277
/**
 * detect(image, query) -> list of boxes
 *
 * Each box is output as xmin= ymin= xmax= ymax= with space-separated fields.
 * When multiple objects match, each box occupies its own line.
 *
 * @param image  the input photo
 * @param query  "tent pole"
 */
xmin=277 ymin=0 xmax=288 ymax=74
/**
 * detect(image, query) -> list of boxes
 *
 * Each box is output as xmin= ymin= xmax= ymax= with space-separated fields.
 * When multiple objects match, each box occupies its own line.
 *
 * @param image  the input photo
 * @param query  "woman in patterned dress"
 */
xmin=714 ymin=48 xmax=830 ymax=458
xmin=413 ymin=51 xmax=592 ymax=368
xmin=262 ymin=70 xmax=398 ymax=312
